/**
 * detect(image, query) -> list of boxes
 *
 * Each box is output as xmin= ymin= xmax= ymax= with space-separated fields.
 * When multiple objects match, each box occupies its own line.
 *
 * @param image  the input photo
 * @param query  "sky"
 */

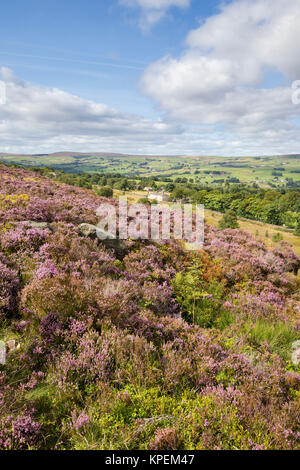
xmin=0 ymin=0 xmax=300 ymax=156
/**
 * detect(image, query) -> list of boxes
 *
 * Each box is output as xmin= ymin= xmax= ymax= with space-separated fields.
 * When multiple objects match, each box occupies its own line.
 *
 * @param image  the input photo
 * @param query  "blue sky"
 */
xmin=0 ymin=0 xmax=219 ymax=115
xmin=0 ymin=0 xmax=300 ymax=155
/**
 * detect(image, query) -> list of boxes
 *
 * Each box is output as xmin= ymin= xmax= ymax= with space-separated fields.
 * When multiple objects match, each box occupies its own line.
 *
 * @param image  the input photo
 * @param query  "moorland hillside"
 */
xmin=0 ymin=163 xmax=300 ymax=450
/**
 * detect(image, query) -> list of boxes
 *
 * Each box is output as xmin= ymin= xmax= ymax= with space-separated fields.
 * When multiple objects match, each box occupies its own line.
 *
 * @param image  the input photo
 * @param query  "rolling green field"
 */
xmin=1 ymin=153 xmax=300 ymax=186
xmin=1 ymin=152 xmax=300 ymax=255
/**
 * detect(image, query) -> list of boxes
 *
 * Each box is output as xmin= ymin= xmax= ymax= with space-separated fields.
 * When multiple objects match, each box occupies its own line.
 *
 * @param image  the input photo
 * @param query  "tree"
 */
xmin=96 ymin=186 xmax=113 ymax=198
xmin=281 ymin=210 xmax=298 ymax=228
xmin=218 ymin=210 xmax=239 ymax=229
xmin=165 ymin=182 xmax=175 ymax=192
xmin=295 ymin=219 xmax=300 ymax=236
xmin=171 ymin=187 xmax=187 ymax=200
xmin=114 ymin=178 xmax=128 ymax=190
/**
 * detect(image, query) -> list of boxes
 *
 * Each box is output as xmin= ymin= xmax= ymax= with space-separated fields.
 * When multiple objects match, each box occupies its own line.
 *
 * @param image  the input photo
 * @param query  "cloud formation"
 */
xmin=1 ymin=64 xmax=300 ymax=157
xmin=141 ymin=0 xmax=300 ymax=136
xmin=0 ymin=67 xmax=184 ymax=154
xmin=120 ymin=0 xmax=190 ymax=29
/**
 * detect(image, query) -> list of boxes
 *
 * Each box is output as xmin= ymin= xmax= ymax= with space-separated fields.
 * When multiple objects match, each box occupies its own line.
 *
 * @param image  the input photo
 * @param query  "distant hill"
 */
xmin=1 ymin=152 xmax=299 ymax=184
xmin=0 ymin=151 xmax=184 ymax=159
xmin=0 ymin=151 xmax=300 ymax=159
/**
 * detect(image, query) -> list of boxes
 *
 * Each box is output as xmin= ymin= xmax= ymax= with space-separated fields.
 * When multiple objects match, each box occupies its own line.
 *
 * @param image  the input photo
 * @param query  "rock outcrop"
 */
xmin=79 ymin=223 xmax=127 ymax=258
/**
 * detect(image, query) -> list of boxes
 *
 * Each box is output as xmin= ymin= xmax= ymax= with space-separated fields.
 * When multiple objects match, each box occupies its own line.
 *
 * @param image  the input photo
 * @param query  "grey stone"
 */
xmin=79 ymin=223 xmax=99 ymax=238
xmin=7 ymin=340 xmax=16 ymax=351
xmin=79 ymin=223 xmax=127 ymax=257
xmin=8 ymin=221 xmax=52 ymax=230
xmin=23 ymin=221 xmax=52 ymax=230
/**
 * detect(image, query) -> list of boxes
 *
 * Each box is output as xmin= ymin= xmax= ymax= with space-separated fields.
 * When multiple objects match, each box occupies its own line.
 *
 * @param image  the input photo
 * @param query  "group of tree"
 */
xmin=170 ymin=183 xmax=300 ymax=230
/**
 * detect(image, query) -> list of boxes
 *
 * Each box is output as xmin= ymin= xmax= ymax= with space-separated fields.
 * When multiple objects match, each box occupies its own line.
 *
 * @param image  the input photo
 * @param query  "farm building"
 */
xmin=148 ymin=192 xmax=169 ymax=202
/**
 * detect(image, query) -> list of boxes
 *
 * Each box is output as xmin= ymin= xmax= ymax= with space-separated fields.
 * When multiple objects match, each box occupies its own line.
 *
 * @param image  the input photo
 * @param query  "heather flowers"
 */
xmin=0 ymin=162 xmax=300 ymax=450
xmin=0 ymin=258 xmax=19 ymax=317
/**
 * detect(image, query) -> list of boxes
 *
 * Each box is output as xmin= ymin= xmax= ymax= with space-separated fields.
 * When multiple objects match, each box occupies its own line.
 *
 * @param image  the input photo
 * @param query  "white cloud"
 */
xmin=0 ymin=67 xmax=184 ymax=154
xmin=141 ymin=0 xmax=300 ymax=138
xmin=186 ymin=0 xmax=300 ymax=79
xmin=120 ymin=0 xmax=190 ymax=29
xmin=1 ymin=63 xmax=300 ymax=157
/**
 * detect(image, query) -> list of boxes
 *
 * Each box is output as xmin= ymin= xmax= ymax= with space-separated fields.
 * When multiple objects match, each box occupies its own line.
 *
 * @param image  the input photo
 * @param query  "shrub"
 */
xmin=0 ymin=259 xmax=19 ymax=317
xmin=137 ymin=197 xmax=151 ymax=205
xmin=95 ymin=186 xmax=113 ymax=198
xmin=149 ymin=427 xmax=182 ymax=450
xmin=218 ymin=210 xmax=239 ymax=229
xmin=272 ymin=232 xmax=283 ymax=242
xmin=0 ymin=414 xmax=41 ymax=450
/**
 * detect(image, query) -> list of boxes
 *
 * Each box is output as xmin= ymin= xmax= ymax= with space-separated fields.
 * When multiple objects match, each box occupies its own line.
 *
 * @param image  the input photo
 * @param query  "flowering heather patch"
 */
xmin=1 ymin=223 xmax=50 ymax=254
xmin=0 ymin=414 xmax=41 ymax=450
xmin=204 ymin=227 xmax=300 ymax=281
xmin=0 ymin=257 xmax=19 ymax=317
xmin=0 ymin=163 xmax=300 ymax=450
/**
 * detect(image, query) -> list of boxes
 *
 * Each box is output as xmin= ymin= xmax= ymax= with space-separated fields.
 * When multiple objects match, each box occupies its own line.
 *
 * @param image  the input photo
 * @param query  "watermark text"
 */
xmin=96 ymin=197 xmax=204 ymax=250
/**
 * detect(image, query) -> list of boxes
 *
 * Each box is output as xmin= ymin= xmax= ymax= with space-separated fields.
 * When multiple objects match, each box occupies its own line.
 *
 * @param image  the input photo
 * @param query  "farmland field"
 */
xmin=1 ymin=153 xmax=300 ymax=187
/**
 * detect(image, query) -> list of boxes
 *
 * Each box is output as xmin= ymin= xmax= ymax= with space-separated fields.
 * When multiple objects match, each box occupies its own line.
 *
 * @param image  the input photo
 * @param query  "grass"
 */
xmin=204 ymin=209 xmax=300 ymax=258
xmin=242 ymin=319 xmax=299 ymax=362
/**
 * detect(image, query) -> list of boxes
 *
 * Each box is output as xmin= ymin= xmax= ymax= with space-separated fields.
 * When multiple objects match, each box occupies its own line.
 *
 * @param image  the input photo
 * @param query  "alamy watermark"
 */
xmin=0 ymin=81 xmax=6 ymax=105
xmin=291 ymin=80 xmax=300 ymax=105
xmin=95 ymin=197 xmax=204 ymax=250
xmin=0 ymin=341 xmax=6 ymax=365
xmin=291 ymin=340 xmax=300 ymax=367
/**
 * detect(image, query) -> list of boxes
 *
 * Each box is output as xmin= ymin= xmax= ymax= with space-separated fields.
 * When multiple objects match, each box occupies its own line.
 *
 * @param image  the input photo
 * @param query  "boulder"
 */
xmin=79 ymin=223 xmax=127 ymax=258
xmin=23 ymin=221 xmax=52 ymax=230
xmin=6 ymin=339 xmax=16 ymax=351
xmin=79 ymin=223 xmax=99 ymax=239
xmin=8 ymin=221 xmax=52 ymax=231
xmin=6 ymin=339 xmax=20 ymax=352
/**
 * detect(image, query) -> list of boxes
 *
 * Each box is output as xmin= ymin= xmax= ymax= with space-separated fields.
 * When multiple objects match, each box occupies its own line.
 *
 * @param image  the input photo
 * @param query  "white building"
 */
xmin=148 ymin=192 xmax=169 ymax=202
